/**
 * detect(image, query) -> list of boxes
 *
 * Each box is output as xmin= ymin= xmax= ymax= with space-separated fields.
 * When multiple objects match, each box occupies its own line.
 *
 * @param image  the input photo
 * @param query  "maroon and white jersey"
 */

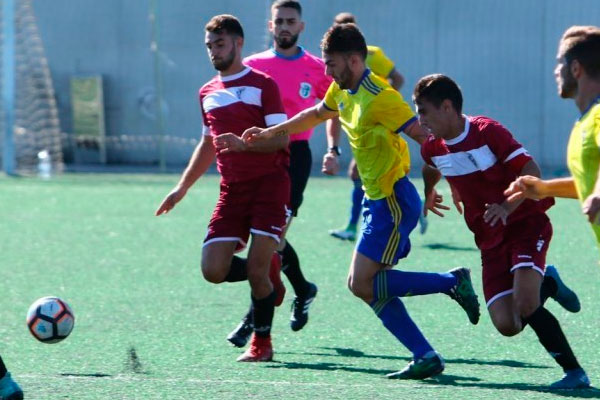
xmin=199 ymin=67 xmax=288 ymax=183
xmin=421 ymin=116 xmax=554 ymax=250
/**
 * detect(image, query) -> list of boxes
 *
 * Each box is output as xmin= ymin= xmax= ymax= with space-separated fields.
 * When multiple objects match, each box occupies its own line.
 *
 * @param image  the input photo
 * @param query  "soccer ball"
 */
xmin=26 ymin=296 xmax=74 ymax=343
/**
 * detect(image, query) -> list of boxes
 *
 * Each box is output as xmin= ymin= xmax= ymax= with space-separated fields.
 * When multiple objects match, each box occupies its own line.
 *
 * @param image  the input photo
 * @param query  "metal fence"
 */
xmin=32 ymin=0 xmax=600 ymax=173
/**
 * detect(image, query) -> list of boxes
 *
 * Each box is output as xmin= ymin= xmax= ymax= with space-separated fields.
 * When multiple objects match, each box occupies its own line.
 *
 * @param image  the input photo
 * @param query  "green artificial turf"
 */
xmin=1 ymin=173 xmax=599 ymax=399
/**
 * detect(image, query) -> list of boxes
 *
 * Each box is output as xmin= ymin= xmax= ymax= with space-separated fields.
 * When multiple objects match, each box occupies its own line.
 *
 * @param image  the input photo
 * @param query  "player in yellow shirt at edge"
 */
xmin=505 ymin=26 xmax=600 ymax=250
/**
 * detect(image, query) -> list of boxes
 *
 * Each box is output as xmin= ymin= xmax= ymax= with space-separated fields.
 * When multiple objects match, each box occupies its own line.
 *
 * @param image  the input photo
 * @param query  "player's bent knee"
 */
xmin=493 ymin=319 xmax=521 ymax=337
xmin=200 ymin=260 xmax=228 ymax=284
xmin=347 ymin=278 xmax=372 ymax=302
xmin=201 ymin=268 xmax=225 ymax=284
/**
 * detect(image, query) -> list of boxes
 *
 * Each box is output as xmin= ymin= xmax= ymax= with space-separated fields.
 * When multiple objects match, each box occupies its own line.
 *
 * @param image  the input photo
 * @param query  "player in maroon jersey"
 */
xmin=155 ymin=14 xmax=289 ymax=362
xmin=225 ymin=1 xmax=337 ymax=347
xmin=415 ymin=74 xmax=590 ymax=389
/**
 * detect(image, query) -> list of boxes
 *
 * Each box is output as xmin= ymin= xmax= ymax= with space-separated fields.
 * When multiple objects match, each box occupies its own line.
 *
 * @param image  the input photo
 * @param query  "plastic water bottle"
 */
xmin=37 ymin=150 xmax=52 ymax=179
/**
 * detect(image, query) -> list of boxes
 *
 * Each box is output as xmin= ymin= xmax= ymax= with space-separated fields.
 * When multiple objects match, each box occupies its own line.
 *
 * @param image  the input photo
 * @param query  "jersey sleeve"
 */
xmin=198 ymin=91 xmax=211 ymax=136
xmin=370 ymin=89 xmax=416 ymax=133
xmin=483 ymin=120 xmax=532 ymax=174
xmin=367 ymin=46 xmax=395 ymax=79
xmin=261 ymin=76 xmax=287 ymax=127
xmin=322 ymin=81 xmax=339 ymax=111
xmin=314 ymin=59 xmax=333 ymax=99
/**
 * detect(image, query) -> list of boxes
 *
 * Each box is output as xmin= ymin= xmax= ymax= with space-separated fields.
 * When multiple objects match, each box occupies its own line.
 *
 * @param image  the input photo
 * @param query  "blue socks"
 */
xmin=372 ymin=297 xmax=434 ymax=359
xmin=370 ymin=269 xmax=457 ymax=359
xmin=374 ymin=269 xmax=457 ymax=298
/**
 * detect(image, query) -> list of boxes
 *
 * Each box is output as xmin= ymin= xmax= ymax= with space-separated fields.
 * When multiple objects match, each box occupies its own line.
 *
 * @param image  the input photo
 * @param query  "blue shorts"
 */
xmin=356 ymin=177 xmax=421 ymax=265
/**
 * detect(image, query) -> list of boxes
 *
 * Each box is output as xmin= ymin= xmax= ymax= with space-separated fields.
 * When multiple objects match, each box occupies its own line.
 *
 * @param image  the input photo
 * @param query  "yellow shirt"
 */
xmin=323 ymin=69 xmax=416 ymax=200
xmin=567 ymin=98 xmax=600 ymax=245
xmin=366 ymin=45 xmax=395 ymax=80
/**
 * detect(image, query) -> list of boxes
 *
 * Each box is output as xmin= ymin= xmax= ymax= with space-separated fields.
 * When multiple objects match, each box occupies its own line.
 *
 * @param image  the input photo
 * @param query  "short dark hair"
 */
xmin=205 ymin=14 xmax=244 ymax=39
xmin=321 ymin=23 xmax=367 ymax=60
xmin=271 ymin=0 xmax=302 ymax=15
xmin=333 ymin=12 xmax=356 ymax=25
xmin=413 ymin=74 xmax=463 ymax=114
xmin=560 ymin=26 xmax=600 ymax=79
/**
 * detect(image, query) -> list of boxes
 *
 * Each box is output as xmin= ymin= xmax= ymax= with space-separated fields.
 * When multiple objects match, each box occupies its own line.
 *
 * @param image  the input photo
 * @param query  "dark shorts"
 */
xmin=357 ymin=177 xmax=421 ymax=265
xmin=481 ymin=213 xmax=552 ymax=307
xmin=204 ymin=171 xmax=291 ymax=252
xmin=288 ymin=140 xmax=312 ymax=217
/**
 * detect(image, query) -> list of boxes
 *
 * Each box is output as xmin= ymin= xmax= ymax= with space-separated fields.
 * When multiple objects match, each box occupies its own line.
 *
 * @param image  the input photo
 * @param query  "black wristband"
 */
xmin=328 ymin=146 xmax=341 ymax=156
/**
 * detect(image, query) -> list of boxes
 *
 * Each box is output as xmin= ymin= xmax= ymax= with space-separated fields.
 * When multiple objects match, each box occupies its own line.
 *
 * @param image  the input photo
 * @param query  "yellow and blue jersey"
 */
xmin=322 ymin=69 xmax=417 ymax=200
xmin=366 ymin=45 xmax=395 ymax=80
xmin=567 ymin=97 xmax=600 ymax=245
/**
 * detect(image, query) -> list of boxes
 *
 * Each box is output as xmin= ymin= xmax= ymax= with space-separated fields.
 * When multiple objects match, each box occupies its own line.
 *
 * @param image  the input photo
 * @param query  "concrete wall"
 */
xmin=32 ymin=0 xmax=600 ymax=172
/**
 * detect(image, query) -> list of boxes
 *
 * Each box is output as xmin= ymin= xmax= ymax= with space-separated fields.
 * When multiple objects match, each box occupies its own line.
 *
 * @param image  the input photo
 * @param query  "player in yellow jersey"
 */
xmin=240 ymin=23 xmax=480 ymax=380
xmin=505 ymin=26 xmax=600 ymax=251
xmin=327 ymin=12 xmax=429 ymax=241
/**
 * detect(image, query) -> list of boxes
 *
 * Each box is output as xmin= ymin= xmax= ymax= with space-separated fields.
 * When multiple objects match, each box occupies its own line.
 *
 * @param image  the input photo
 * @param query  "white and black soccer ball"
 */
xmin=26 ymin=296 xmax=74 ymax=343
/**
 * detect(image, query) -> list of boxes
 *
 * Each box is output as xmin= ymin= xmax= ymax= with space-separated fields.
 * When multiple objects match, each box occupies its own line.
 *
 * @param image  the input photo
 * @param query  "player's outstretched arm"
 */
xmin=242 ymin=103 xmax=338 ymax=144
xmin=504 ymin=176 xmax=548 ymax=202
xmin=403 ymin=120 xmax=429 ymax=145
xmin=155 ymin=136 xmax=215 ymax=216
xmin=422 ymin=164 xmax=450 ymax=217
xmin=504 ymin=176 xmax=578 ymax=202
xmin=247 ymin=134 xmax=289 ymax=153
xmin=486 ymin=160 xmax=543 ymax=226
xmin=214 ymin=132 xmax=288 ymax=154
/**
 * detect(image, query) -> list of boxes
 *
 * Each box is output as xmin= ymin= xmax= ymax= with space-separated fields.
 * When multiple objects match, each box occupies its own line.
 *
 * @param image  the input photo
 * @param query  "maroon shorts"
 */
xmin=481 ymin=213 xmax=552 ymax=307
xmin=204 ymin=171 xmax=291 ymax=252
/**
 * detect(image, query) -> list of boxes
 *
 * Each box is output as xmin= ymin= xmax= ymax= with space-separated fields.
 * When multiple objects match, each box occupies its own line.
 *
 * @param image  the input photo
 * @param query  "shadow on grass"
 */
xmin=266 ymin=360 xmax=597 ymax=398
xmin=59 ymin=373 xmax=113 ymax=378
xmin=266 ymin=360 xmax=395 ymax=376
xmin=283 ymin=347 xmax=550 ymax=370
xmin=422 ymin=243 xmax=477 ymax=251
xmin=428 ymin=374 xmax=600 ymax=398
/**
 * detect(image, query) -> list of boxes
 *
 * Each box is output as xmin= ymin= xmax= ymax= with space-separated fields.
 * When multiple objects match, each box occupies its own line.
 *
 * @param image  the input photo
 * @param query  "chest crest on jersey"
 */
xmin=466 ymin=153 xmax=479 ymax=169
xmin=299 ymin=82 xmax=312 ymax=99
xmin=234 ymin=87 xmax=246 ymax=99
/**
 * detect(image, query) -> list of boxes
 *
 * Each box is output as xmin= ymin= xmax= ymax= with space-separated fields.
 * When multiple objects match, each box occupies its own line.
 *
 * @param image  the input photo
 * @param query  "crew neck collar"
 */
xmin=219 ymin=67 xmax=251 ymax=82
